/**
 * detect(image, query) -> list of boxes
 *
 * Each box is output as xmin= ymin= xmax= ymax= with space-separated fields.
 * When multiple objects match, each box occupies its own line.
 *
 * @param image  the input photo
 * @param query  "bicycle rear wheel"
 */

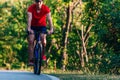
xmin=34 ymin=43 xmax=42 ymax=75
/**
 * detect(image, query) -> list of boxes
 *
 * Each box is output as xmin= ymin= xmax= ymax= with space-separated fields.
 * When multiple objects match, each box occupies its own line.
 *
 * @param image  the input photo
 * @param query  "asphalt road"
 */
xmin=0 ymin=70 xmax=59 ymax=80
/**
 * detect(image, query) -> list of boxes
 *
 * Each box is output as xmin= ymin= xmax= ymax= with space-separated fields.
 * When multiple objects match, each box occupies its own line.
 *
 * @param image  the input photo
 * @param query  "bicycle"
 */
xmin=33 ymin=31 xmax=47 ymax=75
xmin=33 ymin=31 xmax=40 ymax=74
xmin=27 ymin=30 xmax=53 ymax=75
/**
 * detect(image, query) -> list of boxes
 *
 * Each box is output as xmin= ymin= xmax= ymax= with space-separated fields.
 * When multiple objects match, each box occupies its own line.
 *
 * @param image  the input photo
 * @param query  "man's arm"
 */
xmin=27 ymin=12 xmax=33 ymax=33
xmin=47 ymin=12 xmax=54 ymax=34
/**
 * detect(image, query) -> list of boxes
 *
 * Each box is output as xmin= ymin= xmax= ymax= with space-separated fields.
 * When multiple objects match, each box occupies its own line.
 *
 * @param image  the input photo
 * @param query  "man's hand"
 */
xmin=48 ymin=28 xmax=53 ymax=35
xmin=28 ymin=28 xmax=34 ymax=34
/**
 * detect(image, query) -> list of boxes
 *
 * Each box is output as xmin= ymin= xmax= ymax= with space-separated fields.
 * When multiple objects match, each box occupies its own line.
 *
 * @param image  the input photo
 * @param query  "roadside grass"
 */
xmin=50 ymin=74 xmax=120 ymax=80
xmin=43 ymin=69 xmax=120 ymax=80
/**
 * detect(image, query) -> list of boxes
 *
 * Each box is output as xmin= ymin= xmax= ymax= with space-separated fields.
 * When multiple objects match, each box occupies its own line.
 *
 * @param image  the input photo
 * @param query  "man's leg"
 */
xmin=27 ymin=33 xmax=35 ymax=64
xmin=40 ymin=33 xmax=47 ymax=60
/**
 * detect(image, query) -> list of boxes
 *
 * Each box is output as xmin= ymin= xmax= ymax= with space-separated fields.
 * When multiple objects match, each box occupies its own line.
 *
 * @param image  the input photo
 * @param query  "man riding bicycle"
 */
xmin=27 ymin=0 xmax=53 ymax=65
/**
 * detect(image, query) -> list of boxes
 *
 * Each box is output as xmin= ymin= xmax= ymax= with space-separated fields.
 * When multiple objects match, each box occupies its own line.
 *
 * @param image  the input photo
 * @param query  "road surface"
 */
xmin=0 ymin=70 xmax=59 ymax=80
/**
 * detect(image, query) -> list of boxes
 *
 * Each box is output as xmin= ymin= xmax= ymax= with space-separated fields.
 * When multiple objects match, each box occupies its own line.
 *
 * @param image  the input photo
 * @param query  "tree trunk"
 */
xmin=75 ymin=0 xmax=89 ymax=67
xmin=81 ymin=25 xmax=88 ymax=67
xmin=62 ymin=3 xmax=71 ymax=71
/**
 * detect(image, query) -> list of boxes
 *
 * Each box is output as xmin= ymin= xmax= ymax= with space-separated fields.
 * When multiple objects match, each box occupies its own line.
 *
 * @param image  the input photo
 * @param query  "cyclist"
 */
xmin=27 ymin=0 xmax=53 ymax=65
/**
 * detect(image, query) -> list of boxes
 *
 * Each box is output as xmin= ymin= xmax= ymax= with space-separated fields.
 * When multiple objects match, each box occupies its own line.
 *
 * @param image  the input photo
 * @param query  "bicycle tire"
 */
xmin=34 ymin=42 xmax=42 ymax=75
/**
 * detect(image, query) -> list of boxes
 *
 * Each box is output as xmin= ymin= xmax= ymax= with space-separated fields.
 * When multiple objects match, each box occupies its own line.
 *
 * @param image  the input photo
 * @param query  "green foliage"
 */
xmin=82 ymin=0 xmax=120 ymax=74
xmin=0 ymin=0 xmax=120 ymax=75
xmin=0 ymin=1 xmax=31 ymax=68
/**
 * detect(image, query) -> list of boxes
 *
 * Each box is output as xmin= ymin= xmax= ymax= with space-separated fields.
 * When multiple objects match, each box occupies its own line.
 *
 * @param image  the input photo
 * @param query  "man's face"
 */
xmin=35 ymin=0 xmax=43 ymax=9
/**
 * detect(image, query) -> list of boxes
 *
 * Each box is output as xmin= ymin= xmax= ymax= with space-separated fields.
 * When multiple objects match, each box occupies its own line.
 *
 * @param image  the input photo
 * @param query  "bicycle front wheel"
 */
xmin=34 ymin=43 xmax=42 ymax=75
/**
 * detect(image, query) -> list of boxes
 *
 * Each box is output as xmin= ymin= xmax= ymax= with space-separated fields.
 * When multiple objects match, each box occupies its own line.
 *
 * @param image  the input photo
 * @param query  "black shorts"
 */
xmin=31 ymin=26 xmax=47 ymax=34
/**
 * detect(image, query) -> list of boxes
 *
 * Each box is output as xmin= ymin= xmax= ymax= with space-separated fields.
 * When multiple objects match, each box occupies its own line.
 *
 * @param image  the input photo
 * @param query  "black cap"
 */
xmin=35 ymin=0 xmax=43 ymax=3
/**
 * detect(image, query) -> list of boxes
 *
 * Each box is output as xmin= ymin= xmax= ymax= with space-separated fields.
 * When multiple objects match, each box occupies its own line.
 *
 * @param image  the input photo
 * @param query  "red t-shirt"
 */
xmin=27 ymin=4 xmax=50 ymax=27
